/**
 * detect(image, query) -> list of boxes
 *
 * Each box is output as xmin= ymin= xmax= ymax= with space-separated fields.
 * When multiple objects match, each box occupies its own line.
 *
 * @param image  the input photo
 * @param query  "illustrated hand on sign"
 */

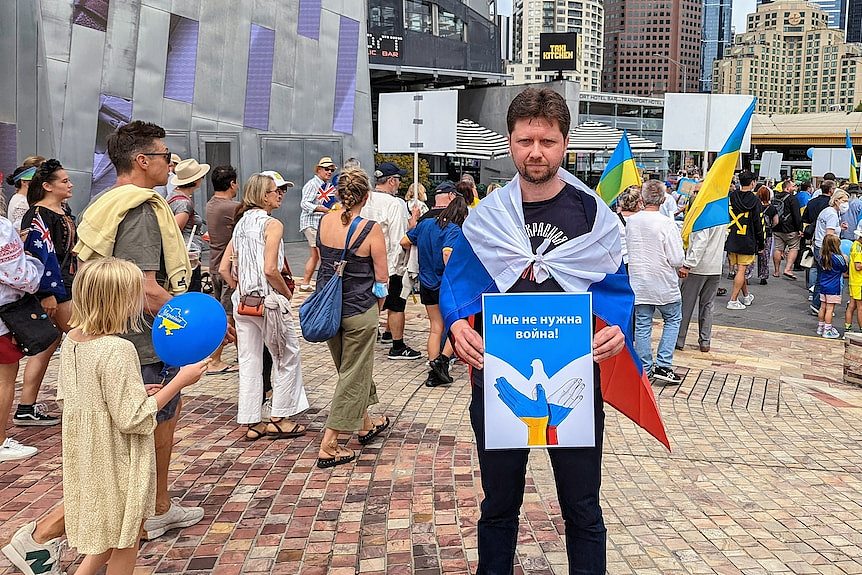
xmin=494 ymin=377 xmax=550 ymax=446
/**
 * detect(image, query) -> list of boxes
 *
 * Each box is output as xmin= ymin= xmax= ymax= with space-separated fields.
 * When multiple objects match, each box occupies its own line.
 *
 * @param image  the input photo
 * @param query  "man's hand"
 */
xmin=41 ymin=295 xmax=58 ymax=318
xmin=677 ymin=267 xmax=689 ymax=279
xmin=451 ymin=319 xmax=484 ymax=369
xmin=593 ymin=324 xmax=625 ymax=363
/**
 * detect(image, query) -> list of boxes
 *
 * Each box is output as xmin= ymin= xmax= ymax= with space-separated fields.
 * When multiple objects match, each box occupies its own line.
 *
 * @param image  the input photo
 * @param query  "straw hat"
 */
xmin=170 ymin=153 xmax=182 ymax=165
xmin=171 ymin=158 xmax=210 ymax=186
xmin=316 ymin=156 xmax=337 ymax=169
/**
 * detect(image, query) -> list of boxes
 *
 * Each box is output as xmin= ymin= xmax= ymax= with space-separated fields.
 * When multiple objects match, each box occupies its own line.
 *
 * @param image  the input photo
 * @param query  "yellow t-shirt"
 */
xmin=850 ymin=241 xmax=862 ymax=286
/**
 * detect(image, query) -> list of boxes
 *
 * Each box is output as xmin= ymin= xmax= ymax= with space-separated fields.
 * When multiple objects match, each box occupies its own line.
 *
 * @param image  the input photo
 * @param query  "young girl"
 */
xmin=817 ymin=234 xmax=849 ymax=339
xmin=846 ymin=229 xmax=862 ymax=334
xmin=60 ymin=258 xmax=208 ymax=575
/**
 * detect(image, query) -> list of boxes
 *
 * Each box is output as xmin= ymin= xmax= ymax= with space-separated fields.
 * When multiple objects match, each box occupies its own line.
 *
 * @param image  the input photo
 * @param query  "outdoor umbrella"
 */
xmin=567 ymin=121 xmax=657 ymax=153
xmin=452 ymin=119 xmax=511 ymax=160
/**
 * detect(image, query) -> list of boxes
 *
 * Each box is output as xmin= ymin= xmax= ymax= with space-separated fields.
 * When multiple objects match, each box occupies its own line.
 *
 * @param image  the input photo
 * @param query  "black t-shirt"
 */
xmin=470 ymin=183 xmax=598 ymax=386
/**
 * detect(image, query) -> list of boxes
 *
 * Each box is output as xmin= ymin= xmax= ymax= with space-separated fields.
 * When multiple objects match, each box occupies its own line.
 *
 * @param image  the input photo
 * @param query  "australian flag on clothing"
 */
xmin=440 ymin=168 xmax=670 ymax=449
xmin=23 ymin=212 xmax=66 ymax=298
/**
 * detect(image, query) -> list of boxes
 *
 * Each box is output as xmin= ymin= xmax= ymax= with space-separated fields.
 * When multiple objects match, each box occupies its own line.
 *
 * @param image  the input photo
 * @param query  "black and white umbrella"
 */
xmin=452 ymin=119 xmax=511 ymax=160
xmin=567 ymin=121 xmax=657 ymax=152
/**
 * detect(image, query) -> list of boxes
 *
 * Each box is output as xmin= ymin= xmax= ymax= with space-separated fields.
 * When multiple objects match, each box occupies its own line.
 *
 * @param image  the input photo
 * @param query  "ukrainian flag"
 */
xmin=595 ymin=131 xmax=641 ymax=205
xmin=681 ymin=98 xmax=757 ymax=249
xmin=846 ymin=129 xmax=858 ymax=184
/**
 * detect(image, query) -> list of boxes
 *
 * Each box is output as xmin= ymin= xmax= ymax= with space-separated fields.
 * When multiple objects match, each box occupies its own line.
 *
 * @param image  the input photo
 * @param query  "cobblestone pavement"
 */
xmin=2 ymin=291 xmax=862 ymax=575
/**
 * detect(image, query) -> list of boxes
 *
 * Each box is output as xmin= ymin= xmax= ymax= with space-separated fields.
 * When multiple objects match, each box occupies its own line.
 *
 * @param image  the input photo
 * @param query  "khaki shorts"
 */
xmin=728 ymin=253 xmax=755 ymax=266
xmin=773 ymin=231 xmax=800 ymax=252
xmin=820 ymin=293 xmax=842 ymax=305
xmin=302 ymin=227 xmax=318 ymax=248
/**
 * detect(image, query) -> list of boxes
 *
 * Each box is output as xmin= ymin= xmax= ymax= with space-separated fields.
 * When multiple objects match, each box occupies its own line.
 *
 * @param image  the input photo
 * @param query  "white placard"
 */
xmin=758 ymin=151 xmax=783 ymax=180
xmin=661 ymin=94 xmax=755 ymax=153
xmin=811 ymin=148 xmax=851 ymax=178
xmin=377 ymin=91 xmax=458 ymax=154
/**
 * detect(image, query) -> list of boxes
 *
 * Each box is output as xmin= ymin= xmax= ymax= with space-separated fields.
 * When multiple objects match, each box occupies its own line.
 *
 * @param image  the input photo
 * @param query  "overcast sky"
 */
xmin=732 ymin=0 xmax=757 ymax=33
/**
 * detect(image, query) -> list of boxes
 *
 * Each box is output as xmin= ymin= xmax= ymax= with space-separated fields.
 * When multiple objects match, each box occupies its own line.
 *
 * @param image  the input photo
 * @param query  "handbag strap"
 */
xmin=340 ymin=217 xmax=363 ymax=261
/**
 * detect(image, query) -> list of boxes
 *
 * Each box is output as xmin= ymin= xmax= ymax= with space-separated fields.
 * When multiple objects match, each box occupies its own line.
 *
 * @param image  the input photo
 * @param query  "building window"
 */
xmin=438 ymin=9 xmax=465 ymax=40
xmin=404 ymin=0 xmax=432 ymax=34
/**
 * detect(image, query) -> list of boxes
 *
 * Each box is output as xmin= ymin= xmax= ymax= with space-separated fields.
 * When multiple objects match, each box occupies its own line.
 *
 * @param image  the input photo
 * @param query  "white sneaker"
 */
xmin=823 ymin=327 xmax=841 ymax=339
xmin=1 ymin=521 xmax=65 ymax=575
xmin=740 ymin=293 xmax=755 ymax=306
xmin=726 ymin=300 xmax=746 ymax=310
xmin=817 ymin=324 xmax=824 ymax=336
xmin=143 ymin=498 xmax=204 ymax=540
xmin=0 ymin=437 xmax=38 ymax=462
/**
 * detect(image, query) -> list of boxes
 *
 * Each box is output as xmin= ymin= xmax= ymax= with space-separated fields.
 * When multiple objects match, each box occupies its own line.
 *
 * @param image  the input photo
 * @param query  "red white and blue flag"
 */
xmin=23 ymin=212 xmax=66 ymax=298
xmin=317 ymin=182 xmax=337 ymax=209
xmin=440 ymin=169 xmax=670 ymax=449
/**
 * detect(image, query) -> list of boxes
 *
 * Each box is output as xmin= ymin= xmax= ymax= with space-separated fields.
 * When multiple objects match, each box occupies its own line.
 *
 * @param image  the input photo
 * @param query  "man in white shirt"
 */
xmin=360 ymin=162 xmax=421 ymax=360
xmin=676 ymin=183 xmax=728 ymax=353
xmin=626 ymin=180 xmax=685 ymax=384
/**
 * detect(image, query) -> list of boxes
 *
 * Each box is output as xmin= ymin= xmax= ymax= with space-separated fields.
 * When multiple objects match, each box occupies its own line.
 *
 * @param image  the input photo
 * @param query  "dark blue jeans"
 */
xmin=469 ymin=383 xmax=607 ymax=575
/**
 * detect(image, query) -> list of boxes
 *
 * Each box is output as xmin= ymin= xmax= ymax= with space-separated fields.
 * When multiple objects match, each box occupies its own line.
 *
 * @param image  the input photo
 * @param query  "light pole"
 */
xmin=652 ymin=53 xmax=687 ymax=94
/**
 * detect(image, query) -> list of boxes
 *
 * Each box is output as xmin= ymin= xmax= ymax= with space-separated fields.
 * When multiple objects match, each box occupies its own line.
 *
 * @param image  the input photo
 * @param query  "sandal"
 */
xmin=317 ymin=442 xmax=356 ymax=469
xmin=772 ymin=272 xmax=780 ymax=278
xmin=245 ymin=422 xmax=267 ymax=441
xmin=782 ymin=272 xmax=798 ymax=281
xmin=266 ymin=418 xmax=306 ymax=439
xmin=357 ymin=416 xmax=391 ymax=445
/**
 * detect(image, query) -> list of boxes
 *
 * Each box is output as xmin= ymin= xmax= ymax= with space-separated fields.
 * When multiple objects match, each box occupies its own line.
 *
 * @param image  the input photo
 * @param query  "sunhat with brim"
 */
xmin=316 ymin=156 xmax=337 ymax=169
xmin=171 ymin=158 xmax=210 ymax=186
xmin=170 ymin=153 xmax=182 ymax=165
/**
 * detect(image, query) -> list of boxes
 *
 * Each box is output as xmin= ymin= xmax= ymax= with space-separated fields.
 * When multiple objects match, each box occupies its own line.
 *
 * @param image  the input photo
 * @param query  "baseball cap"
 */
xmin=434 ymin=181 xmax=457 ymax=195
xmin=375 ymin=162 xmax=407 ymax=179
xmin=260 ymin=170 xmax=295 ymax=188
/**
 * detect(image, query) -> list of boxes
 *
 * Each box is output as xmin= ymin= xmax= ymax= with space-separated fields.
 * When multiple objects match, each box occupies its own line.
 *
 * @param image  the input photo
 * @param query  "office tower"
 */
xmin=506 ymin=0 xmax=604 ymax=91
xmin=701 ymin=0 xmax=732 ymax=92
xmin=713 ymin=0 xmax=862 ymax=113
xmin=602 ymin=0 xmax=703 ymax=96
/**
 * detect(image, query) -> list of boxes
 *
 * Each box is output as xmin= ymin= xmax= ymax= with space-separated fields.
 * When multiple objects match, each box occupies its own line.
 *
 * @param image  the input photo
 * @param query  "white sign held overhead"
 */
xmin=377 ymin=91 xmax=458 ymax=154
xmin=811 ymin=148 xmax=852 ymax=178
xmin=758 ymin=151 xmax=783 ymax=180
xmin=661 ymin=94 xmax=755 ymax=153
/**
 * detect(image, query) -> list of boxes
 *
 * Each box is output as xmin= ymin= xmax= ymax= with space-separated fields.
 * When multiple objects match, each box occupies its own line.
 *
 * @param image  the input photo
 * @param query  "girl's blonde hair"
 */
xmin=820 ymin=234 xmax=843 ymax=271
xmin=337 ymin=168 xmax=370 ymax=225
xmin=70 ymin=258 xmax=145 ymax=335
xmin=406 ymin=182 xmax=427 ymax=202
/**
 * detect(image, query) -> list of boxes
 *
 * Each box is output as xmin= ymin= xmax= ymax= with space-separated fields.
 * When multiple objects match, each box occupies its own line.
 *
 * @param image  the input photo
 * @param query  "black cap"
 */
xmin=434 ymin=181 xmax=457 ymax=195
xmin=375 ymin=162 xmax=407 ymax=178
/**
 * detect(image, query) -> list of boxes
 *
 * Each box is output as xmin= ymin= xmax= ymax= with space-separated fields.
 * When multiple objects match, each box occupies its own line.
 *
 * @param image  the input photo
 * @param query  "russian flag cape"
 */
xmin=440 ymin=168 xmax=670 ymax=449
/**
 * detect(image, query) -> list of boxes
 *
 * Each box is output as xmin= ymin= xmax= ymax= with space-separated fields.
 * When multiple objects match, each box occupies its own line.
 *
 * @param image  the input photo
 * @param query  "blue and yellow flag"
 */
xmin=681 ymin=98 xmax=757 ymax=249
xmin=595 ymin=131 xmax=641 ymax=205
xmin=847 ymin=129 xmax=858 ymax=184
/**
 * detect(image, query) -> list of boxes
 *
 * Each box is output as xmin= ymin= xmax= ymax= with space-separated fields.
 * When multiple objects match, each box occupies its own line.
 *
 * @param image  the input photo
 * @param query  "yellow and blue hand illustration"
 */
xmin=494 ymin=375 xmax=585 ymax=446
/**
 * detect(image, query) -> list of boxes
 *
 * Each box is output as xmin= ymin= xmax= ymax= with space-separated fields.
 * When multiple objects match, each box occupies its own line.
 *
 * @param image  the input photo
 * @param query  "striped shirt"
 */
xmin=300 ymin=175 xmax=326 ymax=231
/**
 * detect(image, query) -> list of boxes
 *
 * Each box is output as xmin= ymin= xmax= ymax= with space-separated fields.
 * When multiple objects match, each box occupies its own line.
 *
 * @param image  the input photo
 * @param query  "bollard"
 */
xmin=844 ymin=332 xmax=862 ymax=387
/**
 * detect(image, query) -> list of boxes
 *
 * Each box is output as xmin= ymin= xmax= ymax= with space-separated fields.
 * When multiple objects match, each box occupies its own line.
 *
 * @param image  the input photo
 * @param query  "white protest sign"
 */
xmin=377 ymin=90 xmax=458 ymax=154
xmin=758 ymin=151 xmax=783 ymax=180
xmin=811 ymin=148 xmax=851 ymax=178
xmin=661 ymin=93 xmax=755 ymax=153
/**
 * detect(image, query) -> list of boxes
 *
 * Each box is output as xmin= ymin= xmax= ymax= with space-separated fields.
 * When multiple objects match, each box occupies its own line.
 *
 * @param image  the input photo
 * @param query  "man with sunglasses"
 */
xmin=298 ymin=157 xmax=337 ymax=291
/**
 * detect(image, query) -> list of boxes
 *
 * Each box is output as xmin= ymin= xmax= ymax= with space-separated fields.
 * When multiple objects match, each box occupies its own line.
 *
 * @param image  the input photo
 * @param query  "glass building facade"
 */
xmin=701 ymin=0 xmax=732 ymax=92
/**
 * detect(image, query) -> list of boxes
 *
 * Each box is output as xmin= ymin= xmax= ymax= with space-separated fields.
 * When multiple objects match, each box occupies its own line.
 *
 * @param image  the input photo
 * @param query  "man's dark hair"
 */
xmin=506 ymin=88 xmax=571 ymax=136
xmin=824 ymin=172 xmax=836 ymax=181
xmin=106 ymin=120 xmax=166 ymax=174
xmin=821 ymin=179 xmax=836 ymax=195
xmin=800 ymin=181 xmax=811 ymax=191
xmin=211 ymin=165 xmax=237 ymax=192
xmin=737 ymin=171 xmax=756 ymax=187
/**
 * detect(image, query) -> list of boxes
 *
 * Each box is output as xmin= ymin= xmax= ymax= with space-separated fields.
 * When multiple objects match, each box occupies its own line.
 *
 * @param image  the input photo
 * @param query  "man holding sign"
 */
xmin=441 ymin=88 xmax=666 ymax=574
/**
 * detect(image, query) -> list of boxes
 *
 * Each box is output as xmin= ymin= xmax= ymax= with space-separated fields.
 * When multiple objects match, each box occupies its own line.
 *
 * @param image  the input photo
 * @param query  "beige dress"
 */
xmin=59 ymin=335 xmax=158 ymax=554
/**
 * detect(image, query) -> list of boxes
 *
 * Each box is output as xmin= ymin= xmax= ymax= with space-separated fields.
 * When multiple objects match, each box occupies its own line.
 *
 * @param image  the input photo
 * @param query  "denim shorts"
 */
xmin=141 ymin=362 xmax=181 ymax=423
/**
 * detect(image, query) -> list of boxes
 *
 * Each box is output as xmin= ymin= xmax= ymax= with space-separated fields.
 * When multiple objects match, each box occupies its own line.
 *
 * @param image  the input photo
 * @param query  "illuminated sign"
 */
xmin=538 ymin=33 xmax=579 ymax=72
xmin=367 ymin=32 xmax=403 ymax=61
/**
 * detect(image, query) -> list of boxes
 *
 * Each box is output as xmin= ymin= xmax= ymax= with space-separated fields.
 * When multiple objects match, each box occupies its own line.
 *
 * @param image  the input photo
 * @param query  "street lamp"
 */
xmin=652 ymin=53 xmax=688 ymax=93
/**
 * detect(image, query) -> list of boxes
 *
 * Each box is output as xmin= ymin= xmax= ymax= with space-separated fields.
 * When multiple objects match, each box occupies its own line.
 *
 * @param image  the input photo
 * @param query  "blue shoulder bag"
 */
xmin=299 ymin=216 xmax=363 ymax=342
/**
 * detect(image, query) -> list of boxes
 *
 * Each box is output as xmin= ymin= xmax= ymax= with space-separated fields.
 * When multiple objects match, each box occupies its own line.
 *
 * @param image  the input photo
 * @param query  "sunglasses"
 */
xmin=268 ymin=188 xmax=285 ymax=195
xmin=141 ymin=150 xmax=171 ymax=162
xmin=322 ymin=166 xmax=336 ymax=172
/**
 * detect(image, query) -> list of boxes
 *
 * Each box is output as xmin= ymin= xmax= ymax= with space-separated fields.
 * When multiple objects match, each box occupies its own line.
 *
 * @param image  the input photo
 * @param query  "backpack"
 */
xmin=772 ymin=192 xmax=793 ymax=228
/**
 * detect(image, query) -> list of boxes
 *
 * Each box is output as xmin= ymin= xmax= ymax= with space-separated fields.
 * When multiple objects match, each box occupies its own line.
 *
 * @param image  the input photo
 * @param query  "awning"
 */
xmin=567 ymin=121 xmax=657 ymax=153
xmin=451 ymin=119 xmax=511 ymax=160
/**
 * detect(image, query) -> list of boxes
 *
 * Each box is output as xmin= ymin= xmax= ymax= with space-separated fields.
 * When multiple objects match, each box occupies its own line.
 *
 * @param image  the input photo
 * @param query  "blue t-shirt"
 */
xmin=819 ymin=253 xmax=848 ymax=296
xmin=796 ymin=191 xmax=811 ymax=209
xmin=406 ymin=213 xmax=461 ymax=290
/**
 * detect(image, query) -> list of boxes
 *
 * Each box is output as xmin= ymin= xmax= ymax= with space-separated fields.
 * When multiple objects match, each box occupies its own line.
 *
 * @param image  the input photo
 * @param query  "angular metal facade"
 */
xmin=0 ymin=0 xmax=374 ymax=241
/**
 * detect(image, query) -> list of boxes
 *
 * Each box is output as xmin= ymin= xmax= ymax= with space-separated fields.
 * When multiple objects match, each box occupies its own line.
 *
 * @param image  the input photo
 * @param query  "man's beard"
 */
xmin=517 ymin=161 xmax=560 ymax=185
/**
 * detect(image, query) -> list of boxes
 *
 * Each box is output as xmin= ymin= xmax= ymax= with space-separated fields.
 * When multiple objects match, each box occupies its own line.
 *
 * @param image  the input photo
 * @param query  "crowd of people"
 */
xmin=0 ymin=86 xmax=852 ymax=575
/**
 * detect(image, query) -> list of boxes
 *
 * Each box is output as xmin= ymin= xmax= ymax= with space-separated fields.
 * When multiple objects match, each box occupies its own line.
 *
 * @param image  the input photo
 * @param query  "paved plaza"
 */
xmin=2 ymin=275 xmax=862 ymax=575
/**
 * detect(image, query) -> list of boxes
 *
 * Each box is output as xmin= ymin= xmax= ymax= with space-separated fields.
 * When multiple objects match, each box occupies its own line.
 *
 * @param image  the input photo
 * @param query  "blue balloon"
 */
xmin=842 ymin=239 xmax=853 ymax=256
xmin=152 ymin=293 xmax=228 ymax=366
xmin=806 ymin=147 xmax=815 ymax=159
